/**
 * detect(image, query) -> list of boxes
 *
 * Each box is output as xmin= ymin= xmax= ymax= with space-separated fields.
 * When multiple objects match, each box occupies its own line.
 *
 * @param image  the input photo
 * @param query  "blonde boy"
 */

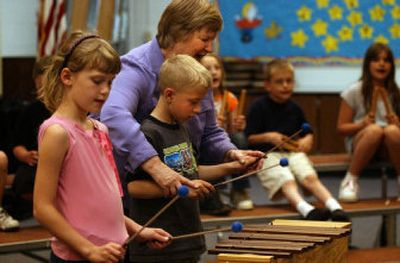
xmin=127 ymin=54 xmax=251 ymax=262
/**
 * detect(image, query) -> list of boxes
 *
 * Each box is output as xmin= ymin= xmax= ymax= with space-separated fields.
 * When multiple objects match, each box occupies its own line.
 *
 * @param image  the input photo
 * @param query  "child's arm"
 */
xmin=247 ymin=131 xmax=288 ymax=146
xmin=34 ymin=125 xmax=124 ymax=262
xmin=128 ymin=179 xmax=214 ymax=199
xmin=128 ymin=180 xmax=164 ymax=198
xmin=124 ymin=216 xmax=171 ymax=249
xmin=198 ymin=157 xmax=258 ymax=181
xmin=296 ymin=133 xmax=313 ymax=153
xmin=337 ymin=99 xmax=373 ymax=136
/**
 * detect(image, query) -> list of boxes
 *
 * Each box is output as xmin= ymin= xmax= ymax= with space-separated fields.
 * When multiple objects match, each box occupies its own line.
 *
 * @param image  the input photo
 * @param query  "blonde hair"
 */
xmin=157 ymin=0 xmax=223 ymax=49
xmin=159 ymin=54 xmax=212 ymax=93
xmin=264 ymin=59 xmax=294 ymax=81
xmin=39 ymin=31 xmax=121 ymax=112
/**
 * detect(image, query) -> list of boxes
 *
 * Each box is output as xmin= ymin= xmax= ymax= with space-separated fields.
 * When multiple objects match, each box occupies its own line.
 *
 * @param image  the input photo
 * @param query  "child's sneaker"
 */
xmin=331 ymin=209 xmax=350 ymax=222
xmin=338 ymin=178 xmax=358 ymax=202
xmin=305 ymin=208 xmax=331 ymax=221
xmin=0 ymin=207 xmax=20 ymax=231
xmin=200 ymin=191 xmax=231 ymax=216
xmin=231 ymin=189 xmax=254 ymax=210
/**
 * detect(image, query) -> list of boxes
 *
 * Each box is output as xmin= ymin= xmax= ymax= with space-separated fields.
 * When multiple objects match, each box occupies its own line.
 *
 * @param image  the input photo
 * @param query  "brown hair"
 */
xmin=32 ymin=56 xmax=53 ymax=80
xmin=157 ymin=0 xmax=223 ymax=49
xmin=39 ymin=31 xmax=121 ymax=112
xmin=360 ymin=42 xmax=400 ymax=114
xmin=159 ymin=54 xmax=211 ymax=93
xmin=200 ymin=53 xmax=226 ymax=94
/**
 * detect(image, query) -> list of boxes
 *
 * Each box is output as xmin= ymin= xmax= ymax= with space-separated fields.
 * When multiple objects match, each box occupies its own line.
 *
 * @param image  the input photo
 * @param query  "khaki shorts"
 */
xmin=257 ymin=152 xmax=316 ymax=200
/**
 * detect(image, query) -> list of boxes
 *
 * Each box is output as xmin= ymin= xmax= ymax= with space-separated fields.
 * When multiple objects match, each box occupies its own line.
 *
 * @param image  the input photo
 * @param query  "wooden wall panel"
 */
xmin=292 ymin=95 xmax=319 ymax=153
xmin=2 ymin=57 xmax=36 ymax=101
xmin=318 ymin=95 xmax=346 ymax=153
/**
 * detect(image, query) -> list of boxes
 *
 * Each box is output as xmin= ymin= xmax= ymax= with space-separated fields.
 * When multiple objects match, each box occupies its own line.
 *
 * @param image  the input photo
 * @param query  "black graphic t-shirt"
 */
xmin=127 ymin=115 xmax=205 ymax=262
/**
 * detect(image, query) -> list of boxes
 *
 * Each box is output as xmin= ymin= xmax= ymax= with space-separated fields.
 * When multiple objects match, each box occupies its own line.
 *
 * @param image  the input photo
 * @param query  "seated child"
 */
xmin=0 ymin=150 xmax=20 ymax=231
xmin=200 ymin=53 xmax=254 ymax=212
xmin=12 ymin=56 xmax=52 ymax=214
xmin=127 ymin=55 xmax=255 ymax=262
xmin=245 ymin=59 xmax=349 ymax=221
xmin=337 ymin=43 xmax=400 ymax=202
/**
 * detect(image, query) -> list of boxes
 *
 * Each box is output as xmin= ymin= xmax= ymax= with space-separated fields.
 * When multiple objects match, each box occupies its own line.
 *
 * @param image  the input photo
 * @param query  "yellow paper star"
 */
xmin=369 ymin=5 xmax=386 ymax=21
xmin=316 ymin=0 xmax=329 ymax=9
xmin=382 ymin=0 xmax=395 ymax=5
xmin=291 ymin=29 xmax=309 ymax=48
xmin=297 ymin=6 xmax=312 ymax=21
xmin=359 ymin=24 xmax=374 ymax=39
xmin=264 ymin=21 xmax=282 ymax=39
xmin=311 ymin=19 xmax=328 ymax=37
xmin=338 ymin=26 xmax=353 ymax=41
xmin=391 ymin=6 xmax=400 ymax=20
xmin=375 ymin=35 xmax=389 ymax=44
xmin=328 ymin=5 xmax=343 ymax=20
xmin=347 ymin=11 xmax=363 ymax=27
xmin=343 ymin=0 xmax=359 ymax=10
xmin=322 ymin=35 xmax=339 ymax=53
xmin=390 ymin=23 xmax=400 ymax=38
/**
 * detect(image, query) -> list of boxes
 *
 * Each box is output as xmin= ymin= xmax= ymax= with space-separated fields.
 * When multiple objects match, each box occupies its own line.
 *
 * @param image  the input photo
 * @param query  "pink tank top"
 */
xmin=39 ymin=116 xmax=128 ymax=260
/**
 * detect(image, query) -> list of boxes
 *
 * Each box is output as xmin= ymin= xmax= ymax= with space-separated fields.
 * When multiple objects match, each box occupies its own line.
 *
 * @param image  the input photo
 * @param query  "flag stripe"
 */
xmin=38 ymin=0 xmax=67 ymax=57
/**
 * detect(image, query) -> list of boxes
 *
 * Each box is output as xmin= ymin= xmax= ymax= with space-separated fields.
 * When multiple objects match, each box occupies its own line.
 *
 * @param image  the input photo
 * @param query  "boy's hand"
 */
xmin=296 ymin=136 xmax=313 ymax=153
xmin=187 ymin=180 xmax=215 ymax=199
xmin=22 ymin=150 xmax=39 ymax=166
xmin=267 ymin=132 xmax=289 ymax=146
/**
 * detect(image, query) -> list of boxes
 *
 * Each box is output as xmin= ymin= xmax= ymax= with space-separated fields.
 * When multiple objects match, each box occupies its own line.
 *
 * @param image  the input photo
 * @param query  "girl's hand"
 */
xmin=216 ymin=115 xmax=226 ymax=128
xmin=138 ymin=228 xmax=171 ymax=249
xmin=86 ymin=242 xmax=125 ymax=263
xmin=386 ymin=114 xmax=400 ymax=126
xmin=187 ymin=180 xmax=214 ymax=199
xmin=363 ymin=114 xmax=375 ymax=126
xmin=232 ymin=115 xmax=246 ymax=131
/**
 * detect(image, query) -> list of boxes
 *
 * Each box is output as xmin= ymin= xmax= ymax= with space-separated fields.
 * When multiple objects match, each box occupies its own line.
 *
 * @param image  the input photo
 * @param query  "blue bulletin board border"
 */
xmin=216 ymin=0 xmax=400 ymax=65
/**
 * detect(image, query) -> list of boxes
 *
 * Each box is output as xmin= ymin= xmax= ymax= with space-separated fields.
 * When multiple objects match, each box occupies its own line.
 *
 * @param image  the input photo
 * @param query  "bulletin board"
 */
xmin=217 ymin=0 xmax=400 ymax=64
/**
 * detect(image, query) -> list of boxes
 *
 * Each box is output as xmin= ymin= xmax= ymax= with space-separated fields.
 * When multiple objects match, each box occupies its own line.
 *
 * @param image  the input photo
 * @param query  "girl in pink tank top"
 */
xmin=33 ymin=31 xmax=170 ymax=263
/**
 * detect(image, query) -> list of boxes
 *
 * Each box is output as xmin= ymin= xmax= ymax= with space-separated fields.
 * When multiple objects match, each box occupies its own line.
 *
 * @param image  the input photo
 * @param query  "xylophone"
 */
xmin=209 ymin=219 xmax=351 ymax=263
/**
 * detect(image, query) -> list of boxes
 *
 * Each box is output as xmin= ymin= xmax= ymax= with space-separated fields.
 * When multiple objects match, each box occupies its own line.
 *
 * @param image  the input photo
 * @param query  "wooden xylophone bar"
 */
xmin=209 ymin=219 xmax=351 ymax=263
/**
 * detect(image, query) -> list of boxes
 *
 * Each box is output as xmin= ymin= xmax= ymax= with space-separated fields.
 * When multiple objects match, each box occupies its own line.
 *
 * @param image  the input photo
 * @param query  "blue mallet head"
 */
xmin=231 ymin=221 xmax=243 ymax=233
xmin=301 ymin=122 xmax=311 ymax=133
xmin=279 ymin=157 xmax=289 ymax=167
xmin=177 ymin=185 xmax=189 ymax=197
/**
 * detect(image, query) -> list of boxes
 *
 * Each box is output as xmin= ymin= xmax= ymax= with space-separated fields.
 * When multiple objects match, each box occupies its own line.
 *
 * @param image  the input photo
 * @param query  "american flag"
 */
xmin=38 ymin=0 xmax=67 ymax=57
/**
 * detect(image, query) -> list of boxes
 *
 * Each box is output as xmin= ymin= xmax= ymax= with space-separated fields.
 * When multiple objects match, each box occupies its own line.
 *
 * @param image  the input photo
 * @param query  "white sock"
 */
xmin=344 ymin=171 xmax=358 ymax=182
xmin=296 ymin=200 xmax=314 ymax=217
xmin=325 ymin=198 xmax=342 ymax=211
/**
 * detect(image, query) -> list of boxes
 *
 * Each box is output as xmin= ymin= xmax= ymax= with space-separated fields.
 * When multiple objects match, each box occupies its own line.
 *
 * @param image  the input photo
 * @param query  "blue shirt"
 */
xmin=100 ymin=37 xmax=235 ymax=173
